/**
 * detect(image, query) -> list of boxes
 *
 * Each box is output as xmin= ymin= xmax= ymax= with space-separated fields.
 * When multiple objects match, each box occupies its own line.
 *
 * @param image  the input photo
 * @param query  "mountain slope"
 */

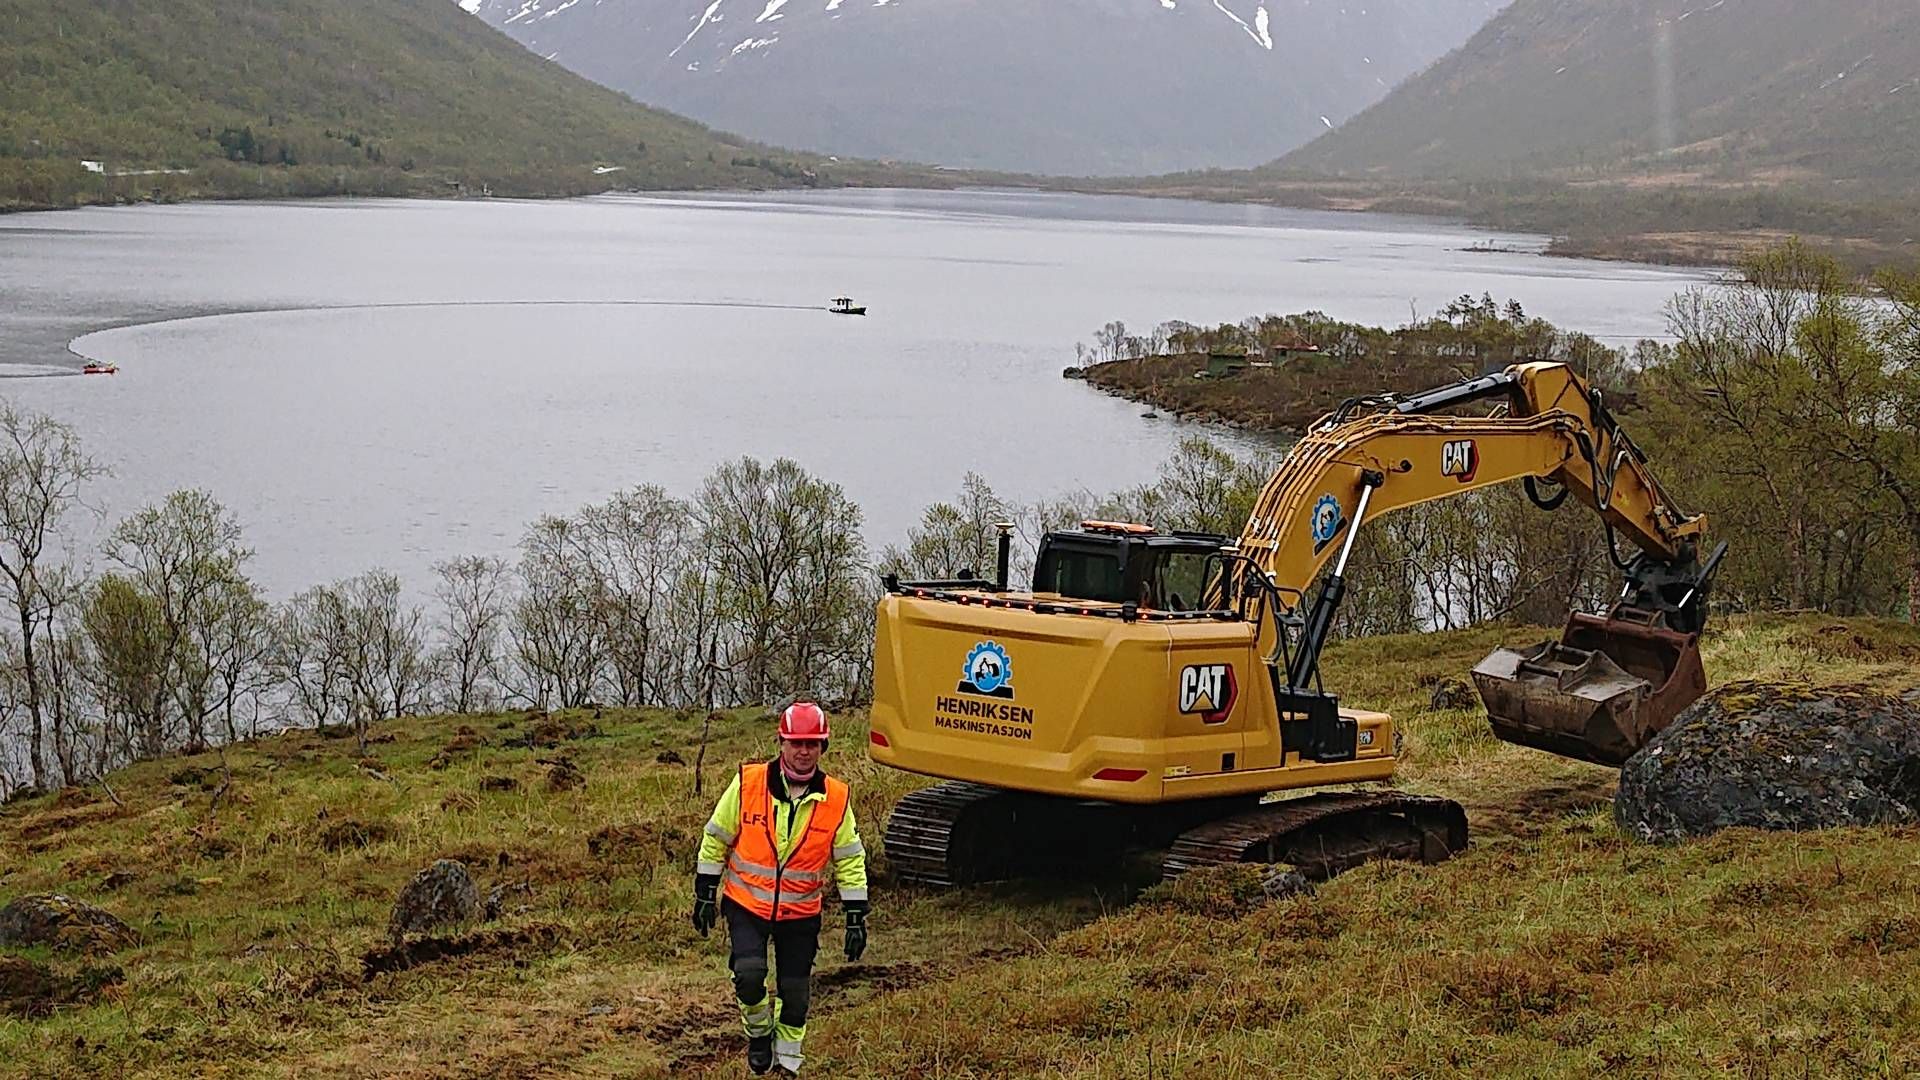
xmin=463 ymin=0 xmax=1505 ymax=177
xmin=0 ymin=0 xmax=835 ymax=209
xmin=1279 ymin=0 xmax=1920 ymax=186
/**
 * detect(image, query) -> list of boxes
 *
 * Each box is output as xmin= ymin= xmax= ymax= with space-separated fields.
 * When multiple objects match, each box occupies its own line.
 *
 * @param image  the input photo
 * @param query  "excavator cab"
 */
xmin=1032 ymin=523 xmax=1229 ymax=612
xmin=1473 ymin=544 xmax=1726 ymax=766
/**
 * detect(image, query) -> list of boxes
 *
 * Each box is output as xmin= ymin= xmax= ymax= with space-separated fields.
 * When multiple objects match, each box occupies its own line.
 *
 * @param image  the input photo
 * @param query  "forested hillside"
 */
xmin=0 ymin=0 xmax=856 ymax=210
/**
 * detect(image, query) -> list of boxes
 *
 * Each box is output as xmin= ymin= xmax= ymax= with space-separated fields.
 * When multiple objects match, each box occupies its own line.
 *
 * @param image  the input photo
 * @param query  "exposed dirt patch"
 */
xmin=0 ymin=955 xmax=58 ymax=1018
xmin=11 ymin=801 xmax=128 ymax=848
xmin=168 ymin=766 xmax=220 ymax=790
xmin=360 ymin=922 xmax=564 ymax=979
xmin=1465 ymin=777 xmax=1616 ymax=842
xmin=316 ymin=818 xmax=395 ymax=852
xmin=478 ymin=775 xmax=519 ymax=793
xmin=812 ymin=958 xmax=936 ymax=995
xmin=586 ymin=822 xmax=692 ymax=874
xmin=1786 ymin=622 xmax=1920 ymax=663
xmin=0 ymin=956 xmax=120 ymax=1017
xmin=429 ymin=728 xmax=489 ymax=770
xmin=1843 ymin=912 xmax=1920 ymax=955
xmin=523 ymin=716 xmax=600 ymax=750
xmin=622 ymin=996 xmax=737 ymax=1044
xmin=437 ymin=844 xmax=586 ymax=886
xmin=543 ymin=757 xmax=586 ymax=793
xmin=51 ymin=787 xmax=98 ymax=809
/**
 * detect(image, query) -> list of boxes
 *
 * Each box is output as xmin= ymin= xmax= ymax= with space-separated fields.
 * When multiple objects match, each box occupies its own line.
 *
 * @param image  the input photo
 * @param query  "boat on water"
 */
xmin=81 ymin=361 xmax=118 ymax=375
xmin=829 ymin=297 xmax=867 ymax=316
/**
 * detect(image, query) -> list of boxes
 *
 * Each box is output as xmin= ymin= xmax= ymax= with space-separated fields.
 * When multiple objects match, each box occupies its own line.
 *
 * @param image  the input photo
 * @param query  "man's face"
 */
xmin=781 ymin=737 xmax=824 ymax=774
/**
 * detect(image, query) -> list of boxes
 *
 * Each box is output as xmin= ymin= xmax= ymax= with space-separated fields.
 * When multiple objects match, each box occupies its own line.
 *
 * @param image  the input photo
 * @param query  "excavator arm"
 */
xmin=1239 ymin=362 xmax=1704 ymax=593
xmin=1222 ymin=361 xmax=1725 ymax=766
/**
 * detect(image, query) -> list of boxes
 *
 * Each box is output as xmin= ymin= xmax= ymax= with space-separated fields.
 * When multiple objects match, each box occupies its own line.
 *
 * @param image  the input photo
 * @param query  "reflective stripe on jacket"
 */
xmin=697 ymin=762 xmax=869 ymax=905
xmin=714 ymin=761 xmax=852 ymax=921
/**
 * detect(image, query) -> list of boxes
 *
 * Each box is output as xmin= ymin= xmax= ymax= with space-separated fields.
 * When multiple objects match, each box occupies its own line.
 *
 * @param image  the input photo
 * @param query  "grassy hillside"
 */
xmin=1279 ymin=0 xmax=1920 ymax=186
xmin=4 ymin=615 xmax=1918 ymax=1077
xmin=0 ymin=0 xmax=909 ymax=211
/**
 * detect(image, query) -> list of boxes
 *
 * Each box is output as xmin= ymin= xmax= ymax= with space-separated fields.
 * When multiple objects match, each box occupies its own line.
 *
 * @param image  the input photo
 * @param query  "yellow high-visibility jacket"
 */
xmin=698 ymin=761 xmax=868 ymax=908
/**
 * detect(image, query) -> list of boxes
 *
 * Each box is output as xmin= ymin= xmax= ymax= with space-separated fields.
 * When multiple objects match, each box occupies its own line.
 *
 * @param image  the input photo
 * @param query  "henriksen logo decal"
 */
xmin=958 ymin=640 xmax=1014 ymax=699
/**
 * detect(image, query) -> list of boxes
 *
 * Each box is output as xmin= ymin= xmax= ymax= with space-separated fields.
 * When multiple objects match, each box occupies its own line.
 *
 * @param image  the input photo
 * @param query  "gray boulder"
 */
xmin=389 ymin=860 xmax=482 ymax=940
xmin=1616 ymin=681 xmax=1920 ymax=843
xmin=0 ymin=894 xmax=138 ymax=954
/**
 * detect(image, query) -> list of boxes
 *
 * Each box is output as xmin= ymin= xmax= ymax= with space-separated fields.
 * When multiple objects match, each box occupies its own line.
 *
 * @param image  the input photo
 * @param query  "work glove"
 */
xmin=692 ymin=873 xmax=719 ymax=936
xmin=843 ymin=899 xmax=869 ymax=962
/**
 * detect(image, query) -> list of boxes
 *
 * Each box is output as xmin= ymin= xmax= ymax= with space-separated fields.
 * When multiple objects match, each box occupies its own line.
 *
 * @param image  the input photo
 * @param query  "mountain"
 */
xmin=460 ymin=0 xmax=1507 ymax=177
xmin=0 ymin=0 xmax=845 ymax=210
xmin=1279 ymin=0 xmax=1920 ymax=187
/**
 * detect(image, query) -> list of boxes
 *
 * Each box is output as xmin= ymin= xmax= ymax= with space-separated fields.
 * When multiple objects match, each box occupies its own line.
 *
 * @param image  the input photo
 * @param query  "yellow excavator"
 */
xmin=868 ymin=361 xmax=1728 ymax=885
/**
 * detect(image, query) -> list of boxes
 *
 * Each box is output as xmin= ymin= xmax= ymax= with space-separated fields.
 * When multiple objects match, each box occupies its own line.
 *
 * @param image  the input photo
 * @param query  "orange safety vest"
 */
xmin=722 ymin=762 xmax=851 ymax=922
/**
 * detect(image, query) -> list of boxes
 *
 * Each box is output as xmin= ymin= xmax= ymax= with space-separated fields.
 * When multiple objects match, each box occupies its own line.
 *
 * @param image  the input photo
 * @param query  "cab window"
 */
xmin=1147 ymin=550 xmax=1212 ymax=611
xmin=1035 ymin=547 xmax=1126 ymax=602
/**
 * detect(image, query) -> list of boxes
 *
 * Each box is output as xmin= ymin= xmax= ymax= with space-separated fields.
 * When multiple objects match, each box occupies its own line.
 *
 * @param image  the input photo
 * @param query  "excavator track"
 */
xmin=885 ymin=781 xmax=1467 ymax=888
xmin=882 ymin=781 xmax=1010 ymax=887
xmin=1162 ymin=790 xmax=1468 ymax=881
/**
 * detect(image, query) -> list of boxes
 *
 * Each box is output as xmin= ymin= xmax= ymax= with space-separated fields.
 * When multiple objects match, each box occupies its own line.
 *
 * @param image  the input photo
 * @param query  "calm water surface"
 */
xmin=0 ymin=190 xmax=1712 ymax=596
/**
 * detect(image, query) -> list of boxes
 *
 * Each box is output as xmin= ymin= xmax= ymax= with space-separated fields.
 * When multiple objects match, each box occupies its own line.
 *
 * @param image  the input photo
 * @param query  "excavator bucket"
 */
xmin=1471 ymin=608 xmax=1706 ymax=767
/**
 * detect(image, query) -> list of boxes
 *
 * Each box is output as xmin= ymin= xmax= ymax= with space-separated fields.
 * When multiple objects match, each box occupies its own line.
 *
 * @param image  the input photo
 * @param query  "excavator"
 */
xmin=868 ymin=361 xmax=1728 ymax=886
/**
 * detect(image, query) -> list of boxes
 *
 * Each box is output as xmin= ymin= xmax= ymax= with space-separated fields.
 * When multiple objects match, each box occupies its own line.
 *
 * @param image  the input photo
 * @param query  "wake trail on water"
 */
xmin=52 ymin=298 xmax=836 ymax=375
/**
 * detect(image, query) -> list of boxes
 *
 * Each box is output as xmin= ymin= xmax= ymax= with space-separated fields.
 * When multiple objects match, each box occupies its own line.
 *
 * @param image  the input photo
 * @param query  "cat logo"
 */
xmin=1442 ymin=439 xmax=1479 ymax=483
xmin=1178 ymin=664 xmax=1237 ymax=723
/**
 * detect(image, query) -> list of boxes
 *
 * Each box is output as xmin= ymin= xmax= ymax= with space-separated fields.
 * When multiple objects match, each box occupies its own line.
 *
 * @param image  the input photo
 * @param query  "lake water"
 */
xmin=0 ymin=189 xmax=1713 ymax=598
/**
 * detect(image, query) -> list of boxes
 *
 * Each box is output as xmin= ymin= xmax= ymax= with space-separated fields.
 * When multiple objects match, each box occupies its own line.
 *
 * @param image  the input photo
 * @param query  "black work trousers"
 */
xmin=723 ymin=896 xmax=821 ymax=1028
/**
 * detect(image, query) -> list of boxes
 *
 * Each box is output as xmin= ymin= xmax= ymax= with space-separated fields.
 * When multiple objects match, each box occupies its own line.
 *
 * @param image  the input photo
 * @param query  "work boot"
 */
xmin=747 ymin=1034 xmax=774 ymax=1075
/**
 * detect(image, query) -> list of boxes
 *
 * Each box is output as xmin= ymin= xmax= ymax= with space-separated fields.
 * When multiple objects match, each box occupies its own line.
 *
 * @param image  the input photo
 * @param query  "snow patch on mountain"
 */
xmin=671 ymin=0 xmax=727 ymax=58
xmin=1212 ymin=0 xmax=1272 ymax=50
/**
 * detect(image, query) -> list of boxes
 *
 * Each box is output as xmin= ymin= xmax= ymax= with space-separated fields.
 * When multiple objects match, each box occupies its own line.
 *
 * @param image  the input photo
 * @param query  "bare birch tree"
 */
xmin=432 ymin=555 xmax=511 ymax=713
xmin=0 ymin=403 xmax=103 ymax=791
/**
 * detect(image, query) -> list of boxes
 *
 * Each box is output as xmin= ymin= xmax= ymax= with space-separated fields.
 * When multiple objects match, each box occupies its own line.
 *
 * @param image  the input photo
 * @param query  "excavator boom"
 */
xmin=1228 ymin=361 xmax=1720 ymax=765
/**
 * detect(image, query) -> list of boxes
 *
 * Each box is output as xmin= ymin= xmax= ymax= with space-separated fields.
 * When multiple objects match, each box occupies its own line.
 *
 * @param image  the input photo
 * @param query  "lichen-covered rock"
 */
xmin=0 ymin=893 xmax=139 ymax=954
xmin=1616 ymin=681 xmax=1920 ymax=843
xmin=389 ymin=860 xmax=482 ymax=940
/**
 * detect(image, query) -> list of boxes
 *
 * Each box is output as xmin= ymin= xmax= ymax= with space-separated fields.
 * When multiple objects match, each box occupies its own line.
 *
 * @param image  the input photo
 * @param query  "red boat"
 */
xmin=82 ymin=361 xmax=117 ymax=375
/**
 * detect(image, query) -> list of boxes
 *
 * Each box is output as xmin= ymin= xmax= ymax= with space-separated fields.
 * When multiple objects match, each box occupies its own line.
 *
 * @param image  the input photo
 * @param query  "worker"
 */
xmin=692 ymin=701 xmax=869 ymax=1076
